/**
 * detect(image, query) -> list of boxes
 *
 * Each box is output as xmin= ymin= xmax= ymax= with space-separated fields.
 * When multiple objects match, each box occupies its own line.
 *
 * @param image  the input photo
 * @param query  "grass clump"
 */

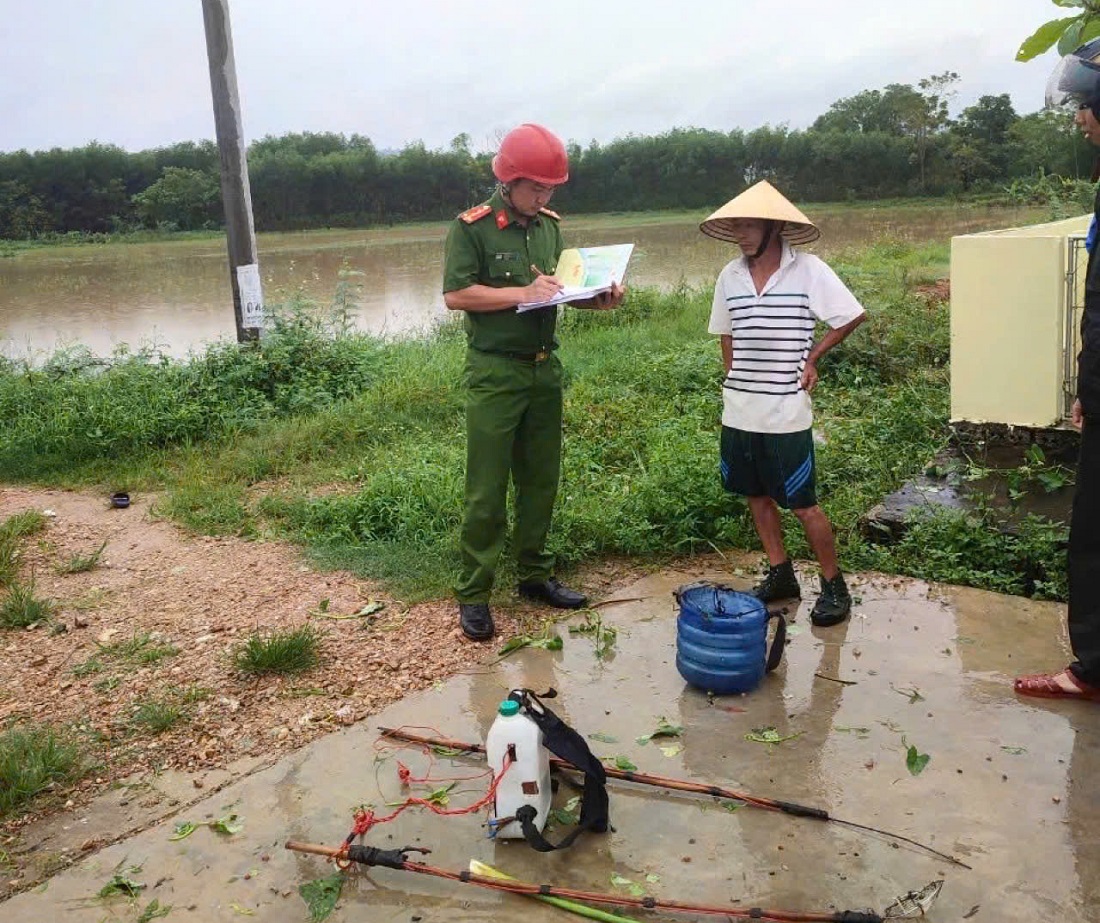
xmin=129 ymin=699 xmax=185 ymax=735
xmin=0 ymin=535 xmax=18 ymax=587
xmin=0 ymin=510 xmax=48 ymax=540
xmin=233 ymin=625 xmax=322 ymax=676
xmin=0 ymin=579 xmax=53 ymax=628
xmin=99 ymin=631 xmax=178 ymax=665
xmin=57 ymin=539 xmax=108 ymax=574
xmin=0 ymin=723 xmax=87 ymax=817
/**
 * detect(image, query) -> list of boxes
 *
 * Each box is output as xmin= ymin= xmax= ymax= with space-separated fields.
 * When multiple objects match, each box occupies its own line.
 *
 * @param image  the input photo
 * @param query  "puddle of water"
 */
xmin=2 ymin=568 xmax=1095 ymax=922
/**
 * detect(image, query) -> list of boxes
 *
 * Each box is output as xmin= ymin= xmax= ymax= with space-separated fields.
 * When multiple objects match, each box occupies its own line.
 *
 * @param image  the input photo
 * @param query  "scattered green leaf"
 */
xmin=610 ymin=756 xmax=637 ymax=771
xmin=1001 ymin=746 xmax=1027 ymax=756
xmin=423 ymin=782 xmax=457 ymax=806
xmin=548 ymin=795 xmax=582 ymax=827
xmin=98 ymin=874 xmax=146 ymax=899
xmin=836 ymin=726 xmax=871 ymax=738
xmin=906 ymin=745 xmax=931 ymax=776
xmin=636 ymin=717 xmax=683 ymax=745
xmin=569 ymin=610 xmax=617 ymax=659
xmin=229 ymin=903 xmax=255 ymax=916
xmin=745 ymin=726 xmax=803 ymax=745
xmin=609 ymin=874 xmax=646 ymax=897
xmin=209 ymin=813 xmax=243 ymax=835
xmin=658 ymin=743 xmax=683 ymax=758
xmin=497 ymin=631 xmax=563 ymax=657
xmin=136 ymin=899 xmax=172 ymax=923
xmin=891 ymin=684 xmax=925 ymax=704
xmin=169 ymin=821 xmax=198 ymax=841
xmin=587 ymin=732 xmax=618 ymax=744
xmin=719 ymin=799 xmax=743 ymax=812
xmin=300 ymin=873 xmax=345 ymax=922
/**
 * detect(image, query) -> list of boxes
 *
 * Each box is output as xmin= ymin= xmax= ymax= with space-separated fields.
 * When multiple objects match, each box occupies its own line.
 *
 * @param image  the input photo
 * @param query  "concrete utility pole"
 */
xmin=201 ymin=0 xmax=263 ymax=343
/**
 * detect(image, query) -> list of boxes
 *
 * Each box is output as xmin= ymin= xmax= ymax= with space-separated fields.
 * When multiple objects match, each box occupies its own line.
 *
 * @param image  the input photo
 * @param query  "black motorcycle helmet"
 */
xmin=1047 ymin=37 xmax=1100 ymax=117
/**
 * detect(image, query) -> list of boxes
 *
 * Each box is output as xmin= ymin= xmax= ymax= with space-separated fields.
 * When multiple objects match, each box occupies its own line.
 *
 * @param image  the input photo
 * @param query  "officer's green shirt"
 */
xmin=442 ymin=188 xmax=565 ymax=355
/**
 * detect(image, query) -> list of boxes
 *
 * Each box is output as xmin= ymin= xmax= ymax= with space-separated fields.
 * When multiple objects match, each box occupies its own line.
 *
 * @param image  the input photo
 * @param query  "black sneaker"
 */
xmin=810 ymin=573 xmax=852 ymax=627
xmin=459 ymin=603 xmax=495 ymax=641
xmin=751 ymin=559 xmax=801 ymax=603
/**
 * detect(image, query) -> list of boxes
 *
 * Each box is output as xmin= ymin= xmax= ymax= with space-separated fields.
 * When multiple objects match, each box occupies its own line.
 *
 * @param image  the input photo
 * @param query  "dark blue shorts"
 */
xmin=720 ymin=426 xmax=817 ymax=510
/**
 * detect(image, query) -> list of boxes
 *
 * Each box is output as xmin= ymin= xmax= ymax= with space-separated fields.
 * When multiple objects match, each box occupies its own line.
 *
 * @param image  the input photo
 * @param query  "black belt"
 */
xmin=473 ymin=348 xmax=552 ymax=363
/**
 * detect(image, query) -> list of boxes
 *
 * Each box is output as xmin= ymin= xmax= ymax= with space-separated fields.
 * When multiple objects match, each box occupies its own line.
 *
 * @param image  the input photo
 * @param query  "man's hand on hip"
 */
xmin=800 ymin=360 xmax=819 ymax=393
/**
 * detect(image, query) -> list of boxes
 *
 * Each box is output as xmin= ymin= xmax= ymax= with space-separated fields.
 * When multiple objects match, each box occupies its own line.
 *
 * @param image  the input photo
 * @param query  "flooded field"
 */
xmin=0 ymin=202 xmax=1049 ymax=359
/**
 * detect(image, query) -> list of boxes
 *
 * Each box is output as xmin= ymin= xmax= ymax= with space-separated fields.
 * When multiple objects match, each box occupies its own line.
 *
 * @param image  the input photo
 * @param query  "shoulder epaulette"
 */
xmin=539 ymin=207 xmax=561 ymax=221
xmin=459 ymin=204 xmax=492 ymax=224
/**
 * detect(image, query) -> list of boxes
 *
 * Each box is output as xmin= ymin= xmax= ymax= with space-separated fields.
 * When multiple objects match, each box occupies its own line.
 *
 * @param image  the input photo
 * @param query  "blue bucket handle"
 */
xmin=673 ymin=581 xmax=787 ymax=674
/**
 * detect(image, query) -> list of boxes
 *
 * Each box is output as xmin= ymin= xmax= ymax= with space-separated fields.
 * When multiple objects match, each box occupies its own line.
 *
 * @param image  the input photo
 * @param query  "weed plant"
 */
xmin=0 ymin=304 xmax=385 ymax=479
xmin=99 ymin=632 xmax=179 ymax=665
xmin=0 ymin=535 xmax=17 ymax=587
xmin=130 ymin=699 xmax=185 ymax=735
xmin=233 ymin=625 xmax=322 ymax=675
xmin=57 ymin=539 xmax=108 ymax=574
xmin=0 ymin=510 xmax=47 ymax=539
xmin=0 ymin=723 xmax=86 ymax=817
xmin=0 ymin=579 xmax=53 ymax=629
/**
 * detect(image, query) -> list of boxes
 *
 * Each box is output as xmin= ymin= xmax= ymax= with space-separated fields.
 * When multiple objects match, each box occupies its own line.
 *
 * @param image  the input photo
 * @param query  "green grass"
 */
xmin=0 ymin=535 xmax=18 ymax=587
xmin=129 ymin=699 xmax=185 ymax=735
xmin=233 ymin=625 xmax=322 ymax=676
xmin=0 ymin=723 xmax=87 ymax=817
xmin=0 ymin=236 xmax=1070 ymax=603
xmin=57 ymin=539 xmax=108 ymax=574
xmin=0 ymin=579 xmax=53 ymax=628
xmin=0 ymin=510 xmax=47 ymax=540
xmin=97 ymin=632 xmax=179 ymax=666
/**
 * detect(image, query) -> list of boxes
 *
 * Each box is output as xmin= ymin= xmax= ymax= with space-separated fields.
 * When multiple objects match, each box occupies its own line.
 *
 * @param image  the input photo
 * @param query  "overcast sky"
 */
xmin=0 ymin=1 xmax=1070 ymax=155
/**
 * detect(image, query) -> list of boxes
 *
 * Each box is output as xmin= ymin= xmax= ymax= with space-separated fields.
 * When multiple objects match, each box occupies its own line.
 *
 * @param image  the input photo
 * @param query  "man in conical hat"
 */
xmin=702 ymin=180 xmax=866 ymax=626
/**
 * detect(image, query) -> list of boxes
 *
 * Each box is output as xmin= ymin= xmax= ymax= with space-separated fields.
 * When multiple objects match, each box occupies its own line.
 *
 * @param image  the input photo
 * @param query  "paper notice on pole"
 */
xmin=236 ymin=263 xmax=265 ymax=329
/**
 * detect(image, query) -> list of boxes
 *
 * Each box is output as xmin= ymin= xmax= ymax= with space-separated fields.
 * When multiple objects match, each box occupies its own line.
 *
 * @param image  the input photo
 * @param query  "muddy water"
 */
xmin=0 ymin=204 xmax=1047 ymax=360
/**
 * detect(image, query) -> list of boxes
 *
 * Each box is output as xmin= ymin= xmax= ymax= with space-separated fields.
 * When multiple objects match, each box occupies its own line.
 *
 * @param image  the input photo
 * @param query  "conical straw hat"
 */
xmin=700 ymin=180 xmax=820 ymax=246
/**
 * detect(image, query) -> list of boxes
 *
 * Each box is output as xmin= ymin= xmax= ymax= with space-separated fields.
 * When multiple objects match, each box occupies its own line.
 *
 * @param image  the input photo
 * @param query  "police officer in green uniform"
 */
xmin=442 ymin=123 xmax=624 ymax=641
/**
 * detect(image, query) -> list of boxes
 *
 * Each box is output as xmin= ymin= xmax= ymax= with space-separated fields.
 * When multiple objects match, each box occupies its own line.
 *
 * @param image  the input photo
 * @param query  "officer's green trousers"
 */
xmin=456 ymin=349 xmax=562 ymax=604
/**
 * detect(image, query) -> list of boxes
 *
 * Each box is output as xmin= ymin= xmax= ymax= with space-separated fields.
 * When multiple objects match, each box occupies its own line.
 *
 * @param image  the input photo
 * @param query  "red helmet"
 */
xmin=491 ymin=123 xmax=569 ymax=185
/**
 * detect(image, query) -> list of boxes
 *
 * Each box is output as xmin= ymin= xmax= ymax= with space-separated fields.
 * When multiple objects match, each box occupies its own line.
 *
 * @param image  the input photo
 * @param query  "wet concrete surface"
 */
xmin=3 ymin=566 xmax=1098 ymax=922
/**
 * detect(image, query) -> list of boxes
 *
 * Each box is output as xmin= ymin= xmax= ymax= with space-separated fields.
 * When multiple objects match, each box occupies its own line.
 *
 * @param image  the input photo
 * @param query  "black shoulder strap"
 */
xmin=766 ymin=611 xmax=787 ymax=673
xmin=507 ymin=688 xmax=608 ymax=851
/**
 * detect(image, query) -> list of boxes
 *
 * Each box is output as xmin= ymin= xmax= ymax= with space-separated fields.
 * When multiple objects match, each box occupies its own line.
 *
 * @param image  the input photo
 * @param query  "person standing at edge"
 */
xmin=442 ymin=124 xmax=624 ymax=642
xmin=1015 ymin=40 xmax=1100 ymax=702
xmin=702 ymin=181 xmax=866 ymax=626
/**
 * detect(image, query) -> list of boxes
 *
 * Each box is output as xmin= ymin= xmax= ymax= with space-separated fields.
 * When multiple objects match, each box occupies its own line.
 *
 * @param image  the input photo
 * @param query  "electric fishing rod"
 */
xmin=283 ymin=839 xmax=888 ymax=923
xmin=377 ymin=726 xmax=971 ymax=870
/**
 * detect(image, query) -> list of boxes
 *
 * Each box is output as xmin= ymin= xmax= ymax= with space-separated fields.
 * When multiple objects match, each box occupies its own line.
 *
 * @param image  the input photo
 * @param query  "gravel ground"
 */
xmin=0 ymin=486 xmax=638 ymax=830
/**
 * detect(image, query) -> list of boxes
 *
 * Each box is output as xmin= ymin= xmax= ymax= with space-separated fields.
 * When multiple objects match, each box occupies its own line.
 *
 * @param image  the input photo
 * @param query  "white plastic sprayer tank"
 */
xmin=485 ymin=699 xmax=551 ymax=838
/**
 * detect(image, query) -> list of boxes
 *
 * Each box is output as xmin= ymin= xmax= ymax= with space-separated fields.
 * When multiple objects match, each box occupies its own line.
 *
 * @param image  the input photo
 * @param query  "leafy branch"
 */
xmin=1018 ymin=1 xmax=1100 ymax=62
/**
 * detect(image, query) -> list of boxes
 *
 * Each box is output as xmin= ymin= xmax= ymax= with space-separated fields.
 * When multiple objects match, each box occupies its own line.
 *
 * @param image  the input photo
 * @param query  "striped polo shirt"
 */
xmin=708 ymin=242 xmax=865 ymax=433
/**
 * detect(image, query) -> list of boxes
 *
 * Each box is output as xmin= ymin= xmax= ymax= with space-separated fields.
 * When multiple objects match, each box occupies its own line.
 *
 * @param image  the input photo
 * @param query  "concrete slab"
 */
xmin=3 ymin=568 xmax=1097 ymax=922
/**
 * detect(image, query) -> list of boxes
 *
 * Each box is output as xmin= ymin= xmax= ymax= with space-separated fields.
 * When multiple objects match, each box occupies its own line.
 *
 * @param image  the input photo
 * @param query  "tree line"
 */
xmin=0 ymin=73 xmax=1093 ymax=240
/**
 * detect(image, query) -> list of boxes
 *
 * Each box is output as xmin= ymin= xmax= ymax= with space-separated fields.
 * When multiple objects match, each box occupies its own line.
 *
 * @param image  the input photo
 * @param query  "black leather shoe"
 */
xmin=517 ymin=577 xmax=588 ymax=609
xmin=459 ymin=603 xmax=495 ymax=641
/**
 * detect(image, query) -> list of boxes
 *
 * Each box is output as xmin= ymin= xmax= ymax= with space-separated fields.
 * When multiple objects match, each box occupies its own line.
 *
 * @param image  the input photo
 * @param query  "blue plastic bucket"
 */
xmin=675 ymin=582 xmax=785 ymax=695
